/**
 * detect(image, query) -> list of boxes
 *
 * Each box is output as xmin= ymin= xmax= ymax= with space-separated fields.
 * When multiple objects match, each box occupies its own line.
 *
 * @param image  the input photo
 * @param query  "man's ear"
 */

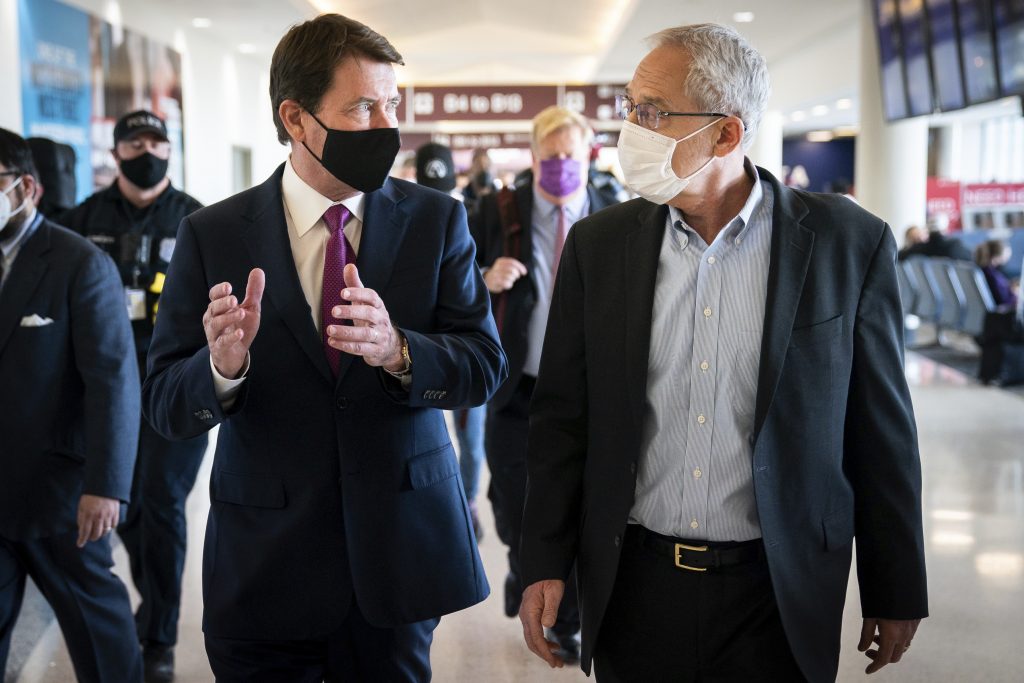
xmin=714 ymin=117 xmax=745 ymax=157
xmin=279 ymin=100 xmax=307 ymax=143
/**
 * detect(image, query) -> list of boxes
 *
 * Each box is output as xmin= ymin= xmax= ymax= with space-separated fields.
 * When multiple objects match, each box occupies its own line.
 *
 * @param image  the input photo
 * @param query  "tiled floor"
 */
xmin=12 ymin=353 xmax=1024 ymax=682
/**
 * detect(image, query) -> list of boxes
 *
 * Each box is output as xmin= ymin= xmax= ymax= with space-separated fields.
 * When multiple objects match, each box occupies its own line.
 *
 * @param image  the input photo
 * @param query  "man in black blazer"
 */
xmin=0 ymin=129 xmax=142 ymax=682
xmin=519 ymin=25 xmax=927 ymax=683
xmin=142 ymin=15 xmax=505 ymax=682
xmin=470 ymin=106 xmax=617 ymax=662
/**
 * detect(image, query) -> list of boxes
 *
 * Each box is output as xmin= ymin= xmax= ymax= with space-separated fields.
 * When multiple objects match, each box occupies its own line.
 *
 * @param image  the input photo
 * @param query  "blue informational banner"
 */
xmin=17 ymin=0 xmax=186 ymax=202
xmin=18 ymin=0 xmax=93 ymax=201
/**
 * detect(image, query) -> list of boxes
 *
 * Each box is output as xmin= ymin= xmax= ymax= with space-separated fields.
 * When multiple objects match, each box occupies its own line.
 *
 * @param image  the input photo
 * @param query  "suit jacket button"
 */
xmin=336 ymin=397 xmax=348 ymax=409
xmin=614 ymin=535 xmax=621 ymax=547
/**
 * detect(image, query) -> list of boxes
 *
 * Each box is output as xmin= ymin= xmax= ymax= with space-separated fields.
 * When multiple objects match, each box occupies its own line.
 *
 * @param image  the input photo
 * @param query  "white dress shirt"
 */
xmin=212 ymin=158 xmax=365 ymax=400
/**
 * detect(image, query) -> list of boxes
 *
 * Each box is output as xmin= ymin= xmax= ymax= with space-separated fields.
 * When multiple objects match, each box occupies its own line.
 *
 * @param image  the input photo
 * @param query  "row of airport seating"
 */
xmin=897 ymin=256 xmax=996 ymax=338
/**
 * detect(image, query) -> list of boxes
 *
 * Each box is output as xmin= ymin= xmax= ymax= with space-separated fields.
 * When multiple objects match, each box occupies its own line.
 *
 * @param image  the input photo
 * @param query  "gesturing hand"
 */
xmin=325 ymin=264 xmax=406 ymax=372
xmin=519 ymin=579 xmax=567 ymax=668
xmin=204 ymin=268 xmax=265 ymax=379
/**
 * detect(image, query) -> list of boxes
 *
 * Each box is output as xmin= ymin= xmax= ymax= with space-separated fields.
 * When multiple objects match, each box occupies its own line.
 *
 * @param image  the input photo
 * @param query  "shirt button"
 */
xmin=703 ymin=306 xmax=712 ymax=318
xmin=691 ymin=519 xmax=700 ymax=530
xmin=694 ymin=468 xmax=702 ymax=479
xmin=700 ymin=361 xmax=709 ymax=372
xmin=707 ymin=256 xmax=716 ymax=264
xmin=697 ymin=414 xmax=706 ymax=425
xmin=734 ymin=237 xmax=742 ymax=245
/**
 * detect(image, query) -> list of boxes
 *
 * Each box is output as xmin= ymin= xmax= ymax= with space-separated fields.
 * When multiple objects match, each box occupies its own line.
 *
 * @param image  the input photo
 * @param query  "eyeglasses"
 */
xmin=615 ymin=94 xmax=727 ymax=131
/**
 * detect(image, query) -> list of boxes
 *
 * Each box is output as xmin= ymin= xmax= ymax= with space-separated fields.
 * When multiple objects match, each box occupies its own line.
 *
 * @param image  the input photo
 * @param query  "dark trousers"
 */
xmin=118 ymin=419 xmax=207 ymax=647
xmin=593 ymin=526 xmax=805 ymax=683
xmin=486 ymin=375 xmax=579 ymax=637
xmin=0 ymin=530 xmax=143 ymax=682
xmin=204 ymin=599 xmax=438 ymax=682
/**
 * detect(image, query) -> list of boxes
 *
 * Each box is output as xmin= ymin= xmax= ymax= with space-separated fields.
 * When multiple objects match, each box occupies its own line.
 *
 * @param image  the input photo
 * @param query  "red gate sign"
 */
xmin=409 ymin=86 xmax=558 ymax=122
xmin=962 ymin=183 xmax=1024 ymax=206
xmin=927 ymin=177 xmax=962 ymax=230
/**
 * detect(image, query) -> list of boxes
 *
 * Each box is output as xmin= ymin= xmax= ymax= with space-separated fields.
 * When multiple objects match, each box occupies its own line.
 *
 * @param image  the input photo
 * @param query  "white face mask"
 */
xmin=617 ymin=119 xmax=719 ymax=205
xmin=0 ymin=176 xmax=28 ymax=231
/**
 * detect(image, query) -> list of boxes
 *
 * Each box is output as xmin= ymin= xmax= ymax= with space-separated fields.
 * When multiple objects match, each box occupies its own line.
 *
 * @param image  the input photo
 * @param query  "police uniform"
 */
xmin=59 ymin=180 xmax=206 ymax=653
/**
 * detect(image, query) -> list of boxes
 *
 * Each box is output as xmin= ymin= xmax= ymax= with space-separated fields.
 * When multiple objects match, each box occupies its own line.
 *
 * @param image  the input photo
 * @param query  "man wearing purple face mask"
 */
xmin=468 ymin=105 xmax=618 ymax=663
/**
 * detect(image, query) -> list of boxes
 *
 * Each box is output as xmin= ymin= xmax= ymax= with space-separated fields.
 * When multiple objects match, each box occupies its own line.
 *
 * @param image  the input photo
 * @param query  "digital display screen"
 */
xmin=926 ymin=0 xmax=968 ymax=110
xmin=956 ymin=0 xmax=1000 ymax=104
xmin=875 ymin=0 xmax=911 ymax=119
xmin=900 ymin=0 xmax=935 ymax=115
xmin=994 ymin=0 xmax=1024 ymax=95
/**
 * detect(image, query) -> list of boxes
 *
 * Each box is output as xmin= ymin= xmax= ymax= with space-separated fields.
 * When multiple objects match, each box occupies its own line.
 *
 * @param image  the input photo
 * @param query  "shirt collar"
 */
xmin=283 ymin=157 xmax=365 ymax=237
xmin=1 ymin=209 xmax=41 ymax=258
xmin=533 ymin=185 xmax=589 ymax=223
xmin=669 ymin=159 xmax=763 ymax=246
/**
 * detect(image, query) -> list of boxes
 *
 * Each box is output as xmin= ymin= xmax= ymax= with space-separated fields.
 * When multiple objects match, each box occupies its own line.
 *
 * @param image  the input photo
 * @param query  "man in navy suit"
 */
xmin=518 ymin=24 xmax=927 ymax=683
xmin=143 ymin=14 xmax=506 ymax=681
xmin=0 ymin=128 xmax=142 ymax=682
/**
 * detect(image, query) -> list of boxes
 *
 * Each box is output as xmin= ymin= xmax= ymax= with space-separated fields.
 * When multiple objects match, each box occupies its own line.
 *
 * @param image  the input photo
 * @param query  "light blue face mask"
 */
xmin=0 ymin=175 xmax=28 ymax=230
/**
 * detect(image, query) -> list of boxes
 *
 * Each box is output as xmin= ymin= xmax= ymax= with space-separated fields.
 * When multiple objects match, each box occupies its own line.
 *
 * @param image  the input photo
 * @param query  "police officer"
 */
xmin=59 ymin=110 xmax=204 ymax=683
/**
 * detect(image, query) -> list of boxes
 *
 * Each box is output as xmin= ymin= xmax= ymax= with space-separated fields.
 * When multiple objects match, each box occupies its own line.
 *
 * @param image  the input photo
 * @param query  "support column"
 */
xmin=855 ymin=0 xmax=929 ymax=240
xmin=748 ymin=110 xmax=784 ymax=179
xmin=0 ymin=0 xmax=22 ymax=131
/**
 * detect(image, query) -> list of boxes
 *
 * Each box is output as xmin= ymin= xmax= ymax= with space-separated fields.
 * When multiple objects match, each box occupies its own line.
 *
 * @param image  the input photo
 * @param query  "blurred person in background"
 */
xmin=59 ymin=110 xmax=205 ymax=683
xmin=974 ymin=239 xmax=1018 ymax=309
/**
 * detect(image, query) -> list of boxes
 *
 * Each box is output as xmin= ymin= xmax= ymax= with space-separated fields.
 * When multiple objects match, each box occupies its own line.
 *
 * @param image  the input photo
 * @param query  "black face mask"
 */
xmin=120 ymin=152 xmax=168 ymax=189
xmin=303 ymin=111 xmax=401 ymax=193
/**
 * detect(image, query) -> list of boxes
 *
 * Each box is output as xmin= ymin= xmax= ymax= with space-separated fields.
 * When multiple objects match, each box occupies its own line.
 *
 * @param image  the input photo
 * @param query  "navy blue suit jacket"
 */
xmin=0 ymin=218 xmax=139 ymax=541
xmin=520 ymin=170 xmax=928 ymax=682
xmin=143 ymin=165 xmax=507 ymax=639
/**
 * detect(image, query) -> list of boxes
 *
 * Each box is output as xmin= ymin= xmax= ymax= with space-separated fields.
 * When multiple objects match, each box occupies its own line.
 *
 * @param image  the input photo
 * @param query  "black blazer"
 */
xmin=520 ymin=169 xmax=928 ymax=682
xmin=143 ymin=166 xmax=507 ymax=639
xmin=470 ymin=183 xmax=615 ymax=408
xmin=0 ymin=218 xmax=139 ymax=540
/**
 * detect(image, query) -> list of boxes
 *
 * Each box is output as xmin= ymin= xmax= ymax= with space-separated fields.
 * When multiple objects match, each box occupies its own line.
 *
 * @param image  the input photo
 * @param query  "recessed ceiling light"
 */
xmin=811 ymin=105 xmax=829 ymax=116
xmin=806 ymin=131 xmax=834 ymax=142
xmin=238 ymin=43 xmax=257 ymax=54
xmin=733 ymin=12 xmax=755 ymax=23
xmin=192 ymin=17 xmax=212 ymax=28
xmin=835 ymin=98 xmax=853 ymax=110
xmin=790 ymin=110 xmax=807 ymax=122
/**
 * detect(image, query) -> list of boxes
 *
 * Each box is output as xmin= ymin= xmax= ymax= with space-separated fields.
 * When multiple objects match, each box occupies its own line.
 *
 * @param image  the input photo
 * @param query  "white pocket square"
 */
xmin=20 ymin=314 xmax=54 ymax=327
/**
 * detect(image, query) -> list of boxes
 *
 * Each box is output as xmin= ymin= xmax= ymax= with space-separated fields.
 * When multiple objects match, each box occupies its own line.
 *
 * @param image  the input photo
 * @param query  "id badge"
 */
xmin=125 ymin=288 xmax=147 ymax=321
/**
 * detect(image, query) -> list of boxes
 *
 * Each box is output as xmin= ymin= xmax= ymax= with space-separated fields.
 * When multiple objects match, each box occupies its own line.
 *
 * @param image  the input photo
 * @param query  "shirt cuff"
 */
xmin=211 ymin=353 xmax=249 ymax=407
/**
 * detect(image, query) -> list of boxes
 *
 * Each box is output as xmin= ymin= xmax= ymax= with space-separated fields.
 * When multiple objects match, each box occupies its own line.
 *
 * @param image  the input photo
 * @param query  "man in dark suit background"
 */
xmin=518 ymin=24 xmax=927 ymax=682
xmin=0 ymin=128 xmax=142 ymax=682
xmin=469 ymin=105 xmax=617 ymax=662
xmin=142 ymin=14 xmax=506 ymax=682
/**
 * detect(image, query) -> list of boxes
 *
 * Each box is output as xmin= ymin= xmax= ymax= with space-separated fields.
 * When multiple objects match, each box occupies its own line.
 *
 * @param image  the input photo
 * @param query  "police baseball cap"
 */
xmin=415 ymin=142 xmax=456 ymax=192
xmin=113 ymin=110 xmax=169 ymax=145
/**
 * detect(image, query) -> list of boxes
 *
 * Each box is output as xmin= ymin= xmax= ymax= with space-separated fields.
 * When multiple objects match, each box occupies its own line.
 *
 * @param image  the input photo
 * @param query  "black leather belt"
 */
xmin=627 ymin=525 xmax=763 ymax=572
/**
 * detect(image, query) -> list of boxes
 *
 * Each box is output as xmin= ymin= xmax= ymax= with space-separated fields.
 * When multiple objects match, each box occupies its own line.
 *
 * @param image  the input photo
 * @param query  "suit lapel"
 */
xmin=0 ymin=220 xmax=50 ymax=358
xmin=333 ymin=179 xmax=410 ymax=385
xmin=625 ymin=202 xmax=668 ymax=429
xmin=753 ymin=170 xmax=814 ymax=440
xmin=241 ymin=166 xmax=334 ymax=384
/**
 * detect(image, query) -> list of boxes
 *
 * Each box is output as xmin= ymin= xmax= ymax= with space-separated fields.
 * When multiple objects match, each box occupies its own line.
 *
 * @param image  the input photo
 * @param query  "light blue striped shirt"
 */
xmin=629 ymin=163 xmax=773 ymax=542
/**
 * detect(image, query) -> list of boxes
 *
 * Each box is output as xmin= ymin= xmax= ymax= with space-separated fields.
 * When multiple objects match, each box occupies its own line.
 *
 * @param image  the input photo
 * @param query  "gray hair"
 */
xmin=648 ymin=23 xmax=770 ymax=150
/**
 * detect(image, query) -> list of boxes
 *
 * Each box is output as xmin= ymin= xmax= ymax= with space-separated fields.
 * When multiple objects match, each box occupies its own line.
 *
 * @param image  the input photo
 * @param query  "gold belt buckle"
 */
xmin=674 ymin=543 xmax=709 ymax=571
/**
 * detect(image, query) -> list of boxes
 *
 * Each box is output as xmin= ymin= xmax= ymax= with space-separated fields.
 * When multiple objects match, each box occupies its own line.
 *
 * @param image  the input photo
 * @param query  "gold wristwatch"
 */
xmin=385 ymin=333 xmax=412 ymax=378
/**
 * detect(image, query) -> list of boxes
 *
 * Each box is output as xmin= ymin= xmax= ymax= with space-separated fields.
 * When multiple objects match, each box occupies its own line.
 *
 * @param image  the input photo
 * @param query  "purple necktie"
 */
xmin=321 ymin=204 xmax=354 ymax=376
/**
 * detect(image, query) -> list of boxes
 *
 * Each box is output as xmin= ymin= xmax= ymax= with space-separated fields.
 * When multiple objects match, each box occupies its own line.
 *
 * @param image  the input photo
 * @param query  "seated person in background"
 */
xmin=901 ymin=218 xmax=972 ymax=261
xmin=974 ymin=239 xmax=1018 ymax=309
xmin=897 ymin=224 xmax=928 ymax=260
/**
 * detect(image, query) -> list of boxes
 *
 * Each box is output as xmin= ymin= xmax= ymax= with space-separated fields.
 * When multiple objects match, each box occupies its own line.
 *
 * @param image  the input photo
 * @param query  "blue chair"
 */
xmin=927 ymin=258 xmax=966 ymax=331
xmin=952 ymin=261 xmax=996 ymax=338
xmin=907 ymin=257 xmax=940 ymax=324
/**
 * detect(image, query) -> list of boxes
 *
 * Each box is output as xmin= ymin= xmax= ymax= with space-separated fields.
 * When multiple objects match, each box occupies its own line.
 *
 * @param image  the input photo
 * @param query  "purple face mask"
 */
xmin=538 ymin=157 xmax=582 ymax=197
